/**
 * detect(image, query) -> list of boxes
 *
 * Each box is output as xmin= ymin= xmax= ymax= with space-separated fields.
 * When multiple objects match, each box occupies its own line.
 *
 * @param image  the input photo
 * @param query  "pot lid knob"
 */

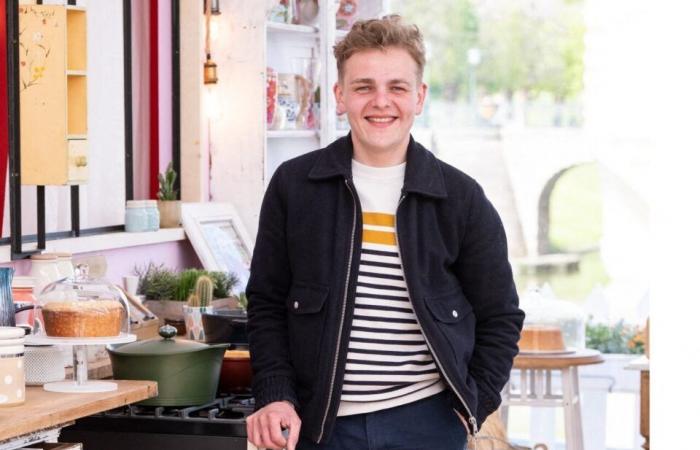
xmin=159 ymin=324 xmax=177 ymax=339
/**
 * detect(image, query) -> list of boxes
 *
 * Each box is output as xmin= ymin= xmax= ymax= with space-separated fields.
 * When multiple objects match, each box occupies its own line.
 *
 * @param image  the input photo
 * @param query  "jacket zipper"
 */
xmin=394 ymin=194 xmax=480 ymax=437
xmin=316 ymin=178 xmax=358 ymax=443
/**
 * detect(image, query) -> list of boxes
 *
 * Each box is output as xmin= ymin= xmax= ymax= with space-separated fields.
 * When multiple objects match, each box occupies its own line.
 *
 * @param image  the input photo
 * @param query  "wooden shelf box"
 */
xmin=19 ymin=5 xmax=88 ymax=186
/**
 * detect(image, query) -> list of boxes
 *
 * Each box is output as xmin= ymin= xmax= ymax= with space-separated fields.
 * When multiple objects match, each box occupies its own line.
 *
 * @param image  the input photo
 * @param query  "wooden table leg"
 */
xmin=641 ymin=370 xmax=649 ymax=450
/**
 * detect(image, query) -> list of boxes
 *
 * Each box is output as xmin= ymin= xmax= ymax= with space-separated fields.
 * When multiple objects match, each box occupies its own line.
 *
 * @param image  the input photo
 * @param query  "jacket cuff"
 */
xmin=252 ymin=375 xmax=300 ymax=411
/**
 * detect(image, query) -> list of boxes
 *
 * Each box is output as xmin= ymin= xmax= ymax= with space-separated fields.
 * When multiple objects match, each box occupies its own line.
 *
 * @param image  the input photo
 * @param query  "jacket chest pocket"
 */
xmin=286 ymin=282 xmax=329 ymax=385
xmin=425 ymin=289 xmax=476 ymax=367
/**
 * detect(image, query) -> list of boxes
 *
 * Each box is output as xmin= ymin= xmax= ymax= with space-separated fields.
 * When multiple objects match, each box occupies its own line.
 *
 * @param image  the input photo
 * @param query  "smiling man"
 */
xmin=246 ymin=16 xmax=524 ymax=450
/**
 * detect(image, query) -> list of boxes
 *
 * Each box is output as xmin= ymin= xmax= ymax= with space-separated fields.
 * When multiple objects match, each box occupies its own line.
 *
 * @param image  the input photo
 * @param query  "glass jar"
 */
xmin=29 ymin=254 xmax=61 ymax=296
xmin=125 ymin=200 xmax=148 ymax=232
xmin=34 ymin=264 xmax=130 ymax=338
xmin=144 ymin=200 xmax=160 ymax=231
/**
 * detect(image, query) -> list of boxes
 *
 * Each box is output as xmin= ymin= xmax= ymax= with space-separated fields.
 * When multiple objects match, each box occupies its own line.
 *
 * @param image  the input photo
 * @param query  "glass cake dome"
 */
xmin=518 ymin=285 xmax=586 ymax=352
xmin=33 ymin=264 xmax=130 ymax=338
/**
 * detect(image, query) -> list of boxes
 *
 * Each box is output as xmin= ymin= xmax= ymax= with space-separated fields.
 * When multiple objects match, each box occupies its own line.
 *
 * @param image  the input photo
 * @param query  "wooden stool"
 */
xmin=500 ymin=348 xmax=603 ymax=450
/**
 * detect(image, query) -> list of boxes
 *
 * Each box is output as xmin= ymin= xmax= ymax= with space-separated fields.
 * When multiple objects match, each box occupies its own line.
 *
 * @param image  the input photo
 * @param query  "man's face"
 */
xmin=334 ymin=47 xmax=427 ymax=158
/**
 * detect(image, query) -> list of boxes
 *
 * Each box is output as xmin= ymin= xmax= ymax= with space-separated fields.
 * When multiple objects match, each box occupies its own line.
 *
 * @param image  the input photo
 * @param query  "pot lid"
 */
xmin=109 ymin=325 xmax=218 ymax=355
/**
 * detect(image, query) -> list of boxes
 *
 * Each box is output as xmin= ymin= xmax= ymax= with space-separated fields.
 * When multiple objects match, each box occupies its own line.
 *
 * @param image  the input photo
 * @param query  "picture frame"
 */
xmin=180 ymin=202 xmax=254 ymax=292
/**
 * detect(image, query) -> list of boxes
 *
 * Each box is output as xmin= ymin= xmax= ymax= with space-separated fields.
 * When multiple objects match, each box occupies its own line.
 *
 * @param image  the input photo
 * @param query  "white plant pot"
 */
xmin=183 ymin=305 xmax=213 ymax=342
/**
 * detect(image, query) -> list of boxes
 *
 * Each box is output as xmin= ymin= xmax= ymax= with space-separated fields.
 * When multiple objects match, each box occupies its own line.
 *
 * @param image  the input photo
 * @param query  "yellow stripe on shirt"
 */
xmin=363 ymin=229 xmax=397 ymax=246
xmin=363 ymin=212 xmax=395 ymax=228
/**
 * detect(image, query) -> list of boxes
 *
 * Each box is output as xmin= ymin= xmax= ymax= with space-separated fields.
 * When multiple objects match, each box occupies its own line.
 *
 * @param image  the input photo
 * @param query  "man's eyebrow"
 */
xmin=349 ymin=78 xmax=375 ymax=85
xmin=349 ymin=78 xmax=411 ymax=85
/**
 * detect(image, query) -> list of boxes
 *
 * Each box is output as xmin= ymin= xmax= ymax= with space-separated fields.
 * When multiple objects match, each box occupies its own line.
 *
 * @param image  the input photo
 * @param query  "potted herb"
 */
xmin=157 ymin=162 xmax=181 ymax=228
xmin=136 ymin=263 xmax=239 ymax=321
xmin=183 ymin=275 xmax=214 ymax=341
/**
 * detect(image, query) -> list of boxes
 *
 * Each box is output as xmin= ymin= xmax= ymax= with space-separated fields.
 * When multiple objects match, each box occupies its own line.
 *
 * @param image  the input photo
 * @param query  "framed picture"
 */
xmin=181 ymin=202 xmax=254 ymax=292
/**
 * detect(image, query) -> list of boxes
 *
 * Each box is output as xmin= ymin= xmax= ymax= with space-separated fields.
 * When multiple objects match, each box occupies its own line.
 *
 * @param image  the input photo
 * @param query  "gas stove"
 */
xmin=60 ymin=393 xmax=254 ymax=450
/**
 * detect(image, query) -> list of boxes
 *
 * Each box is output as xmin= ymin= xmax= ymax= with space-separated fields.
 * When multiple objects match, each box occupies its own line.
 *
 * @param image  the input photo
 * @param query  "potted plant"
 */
xmin=136 ymin=263 xmax=239 ymax=321
xmin=157 ymin=162 xmax=181 ymax=228
xmin=183 ymin=275 xmax=214 ymax=341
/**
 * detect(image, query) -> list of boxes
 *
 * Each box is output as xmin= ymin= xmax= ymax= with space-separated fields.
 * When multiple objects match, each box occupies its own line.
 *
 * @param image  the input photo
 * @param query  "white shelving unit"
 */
xmin=208 ymin=0 xmax=390 ymax=237
xmin=264 ymin=0 xmax=390 ymax=182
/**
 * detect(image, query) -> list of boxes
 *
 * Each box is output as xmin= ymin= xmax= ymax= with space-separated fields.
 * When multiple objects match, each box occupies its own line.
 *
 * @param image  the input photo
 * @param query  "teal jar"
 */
xmin=125 ymin=200 xmax=148 ymax=232
xmin=144 ymin=200 xmax=160 ymax=231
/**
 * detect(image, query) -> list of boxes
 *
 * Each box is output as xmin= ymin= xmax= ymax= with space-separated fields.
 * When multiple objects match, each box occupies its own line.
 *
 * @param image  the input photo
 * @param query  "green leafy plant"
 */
xmin=134 ymin=263 xmax=177 ymax=300
xmin=237 ymin=292 xmax=248 ymax=310
xmin=585 ymin=319 xmax=645 ymax=354
xmin=209 ymin=271 xmax=238 ymax=299
xmin=175 ymin=269 xmax=202 ymax=302
xmin=157 ymin=162 xmax=178 ymax=201
xmin=135 ymin=264 xmax=239 ymax=302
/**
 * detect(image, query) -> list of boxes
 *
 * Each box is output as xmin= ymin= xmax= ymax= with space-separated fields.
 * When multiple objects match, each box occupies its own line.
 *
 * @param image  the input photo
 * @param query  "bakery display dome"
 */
xmin=517 ymin=285 xmax=585 ymax=353
xmin=33 ymin=264 xmax=130 ymax=338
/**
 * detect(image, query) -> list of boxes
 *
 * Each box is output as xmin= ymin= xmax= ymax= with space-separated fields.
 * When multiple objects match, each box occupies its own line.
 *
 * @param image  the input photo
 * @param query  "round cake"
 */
xmin=518 ymin=325 xmax=566 ymax=352
xmin=42 ymin=299 xmax=124 ymax=337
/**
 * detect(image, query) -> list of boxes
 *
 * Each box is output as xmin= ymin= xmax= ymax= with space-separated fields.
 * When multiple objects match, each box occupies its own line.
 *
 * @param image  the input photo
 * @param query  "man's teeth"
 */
xmin=367 ymin=117 xmax=394 ymax=123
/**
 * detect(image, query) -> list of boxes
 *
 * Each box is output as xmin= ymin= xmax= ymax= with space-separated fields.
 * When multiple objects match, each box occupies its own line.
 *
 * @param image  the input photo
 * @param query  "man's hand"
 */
xmin=246 ymin=401 xmax=301 ymax=450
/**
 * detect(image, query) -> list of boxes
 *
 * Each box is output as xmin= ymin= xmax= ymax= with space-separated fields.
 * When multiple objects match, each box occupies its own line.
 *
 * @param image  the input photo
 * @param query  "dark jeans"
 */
xmin=298 ymin=390 xmax=468 ymax=450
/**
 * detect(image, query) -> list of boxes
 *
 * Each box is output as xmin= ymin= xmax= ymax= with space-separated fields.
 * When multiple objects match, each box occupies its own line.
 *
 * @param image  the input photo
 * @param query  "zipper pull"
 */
xmin=469 ymin=416 xmax=479 ymax=435
xmin=469 ymin=416 xmax=480 ymax=450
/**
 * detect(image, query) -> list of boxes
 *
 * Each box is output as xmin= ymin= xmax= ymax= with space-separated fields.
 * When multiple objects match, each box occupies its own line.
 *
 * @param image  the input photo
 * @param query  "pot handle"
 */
xmin=159 ymin=324 xmax=178 ymax=339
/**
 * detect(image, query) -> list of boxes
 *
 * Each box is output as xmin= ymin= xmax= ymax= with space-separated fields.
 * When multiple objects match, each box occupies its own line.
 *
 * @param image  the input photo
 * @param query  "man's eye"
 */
xmin=392 ymin=86 xmax=407 ymax=92
xmin=355 ymin=86 xmax=370 ymax=92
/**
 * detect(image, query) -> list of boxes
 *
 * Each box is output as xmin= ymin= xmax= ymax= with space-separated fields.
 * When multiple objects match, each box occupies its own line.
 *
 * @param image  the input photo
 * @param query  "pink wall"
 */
xmin=0 ymin=240 xmax=202 ymax=287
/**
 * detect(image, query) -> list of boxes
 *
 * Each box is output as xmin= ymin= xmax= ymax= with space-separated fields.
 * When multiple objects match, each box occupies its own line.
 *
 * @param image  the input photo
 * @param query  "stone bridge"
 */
xmin=421 ymin=127 xmax=595 ymax=259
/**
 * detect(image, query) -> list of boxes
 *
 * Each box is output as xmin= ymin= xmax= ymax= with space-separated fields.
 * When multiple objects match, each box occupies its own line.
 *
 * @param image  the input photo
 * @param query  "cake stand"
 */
xmin=25 ymin=333 xmax=136 ymax=393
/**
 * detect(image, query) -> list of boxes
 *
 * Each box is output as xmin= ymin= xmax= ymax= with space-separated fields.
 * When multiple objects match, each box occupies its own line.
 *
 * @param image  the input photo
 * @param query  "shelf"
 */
xmin=67 ymin=70 xmax=87 ymax=76
xmin=67 ymin=75 xmax=87 ymax=135
xmin=0 ymin=227 xmax=187 ymax=263
xmin=67 ymin=134 xmax=87 ymax=140
xmin=267 ymin=129 xmax=319 ymax=139
xmin=66 ymin=8 xmax=87 ymax=72
xmin=266 ymin=21 xmax=318 ymax=35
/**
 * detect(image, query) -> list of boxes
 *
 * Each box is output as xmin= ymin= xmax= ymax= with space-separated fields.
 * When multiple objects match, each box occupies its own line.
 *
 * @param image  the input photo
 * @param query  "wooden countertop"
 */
xmin=0 ymin=380 xmax=157 ymax=442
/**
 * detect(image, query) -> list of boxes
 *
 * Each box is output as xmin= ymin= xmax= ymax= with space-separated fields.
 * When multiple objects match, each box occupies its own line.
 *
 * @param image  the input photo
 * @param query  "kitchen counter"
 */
xmin=0 ymin=380 xmax=157 ymax=444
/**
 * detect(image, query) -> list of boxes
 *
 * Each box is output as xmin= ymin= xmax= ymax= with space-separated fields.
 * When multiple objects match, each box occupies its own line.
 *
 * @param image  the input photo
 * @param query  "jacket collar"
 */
xmin=308 ymin=132 xmax=447 ymax=199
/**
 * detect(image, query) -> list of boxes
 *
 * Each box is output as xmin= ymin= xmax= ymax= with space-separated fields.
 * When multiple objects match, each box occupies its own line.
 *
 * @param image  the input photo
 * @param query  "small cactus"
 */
xmin=187 ymin=275 xmax=214 ymax=307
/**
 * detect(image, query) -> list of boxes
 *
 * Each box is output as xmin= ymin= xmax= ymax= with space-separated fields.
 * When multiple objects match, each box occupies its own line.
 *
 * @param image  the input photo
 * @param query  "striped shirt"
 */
xmin=338 ymin=160 xmax=444 ymax=417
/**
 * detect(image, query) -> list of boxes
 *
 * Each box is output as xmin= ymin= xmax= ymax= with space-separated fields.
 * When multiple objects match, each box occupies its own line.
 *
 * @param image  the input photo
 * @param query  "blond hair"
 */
xmin=333 ymin=15 xmax=426 ymax=82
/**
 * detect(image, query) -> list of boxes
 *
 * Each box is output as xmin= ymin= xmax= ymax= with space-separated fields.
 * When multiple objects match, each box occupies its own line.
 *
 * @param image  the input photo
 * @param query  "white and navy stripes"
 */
xmin=338 ymin=160 xmax=443 ymax=417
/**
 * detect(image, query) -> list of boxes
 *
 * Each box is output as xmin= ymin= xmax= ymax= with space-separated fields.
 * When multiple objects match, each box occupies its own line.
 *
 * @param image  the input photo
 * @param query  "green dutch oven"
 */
xmin=108 ymin=324 xmax=229 ymax=406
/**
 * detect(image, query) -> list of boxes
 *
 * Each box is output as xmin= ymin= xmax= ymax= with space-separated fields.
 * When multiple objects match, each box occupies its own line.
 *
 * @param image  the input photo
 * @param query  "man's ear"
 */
xmin=415 ymin=82 xmax=428 ymax=115
xmin=334 ymin=82 xmax=347 ymax=115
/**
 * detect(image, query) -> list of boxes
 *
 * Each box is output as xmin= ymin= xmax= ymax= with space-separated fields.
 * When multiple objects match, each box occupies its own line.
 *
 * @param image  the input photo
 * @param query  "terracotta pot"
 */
xmin=158 ymin=200 xmax=181 ymax=228
xmin=218 ymin=350 xmax=252 ymax=394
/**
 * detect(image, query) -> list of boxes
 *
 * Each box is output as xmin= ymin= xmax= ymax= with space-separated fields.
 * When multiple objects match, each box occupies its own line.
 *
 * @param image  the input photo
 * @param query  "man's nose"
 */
xmin=371 ymin=89 xmax=391 ymax=108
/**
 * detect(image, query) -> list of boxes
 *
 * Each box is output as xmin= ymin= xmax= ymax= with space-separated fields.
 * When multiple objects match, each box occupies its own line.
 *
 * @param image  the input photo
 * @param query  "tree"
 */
xmin=398 ymin=0 xmax=479 ymax=101
xmin=396 ymin=0 xmax=585 ymax=103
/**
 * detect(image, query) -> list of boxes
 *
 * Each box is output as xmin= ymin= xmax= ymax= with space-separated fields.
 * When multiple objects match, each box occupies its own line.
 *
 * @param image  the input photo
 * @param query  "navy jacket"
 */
xmin=246 ymin=134 xmax=524 ymax=444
